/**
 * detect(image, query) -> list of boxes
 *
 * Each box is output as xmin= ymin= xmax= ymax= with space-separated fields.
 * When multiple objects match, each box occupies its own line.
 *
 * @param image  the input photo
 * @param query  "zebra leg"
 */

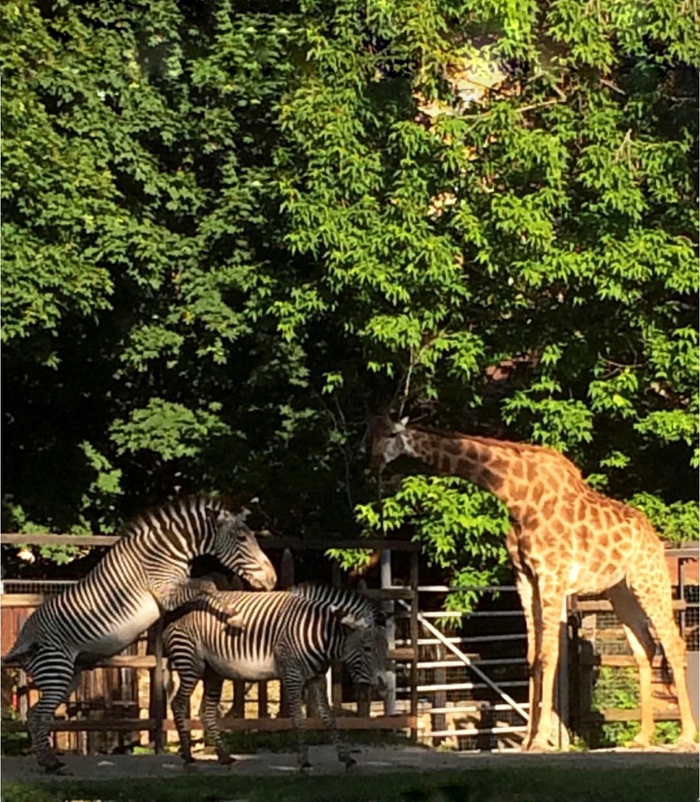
xmin=170 ymin=663 xmax=203 ymax=764
xmin=151 ymin=580 xmax=246 ymax=628
xmin=308 ymin=675 xmax=355 ymax=769
xmin=201 ymin=668 xmax=233 ymax=765
xmin=279 ymin=665 xmax=310 ymax=770
xmin=24 ymin=650 xmax=78 ymax=773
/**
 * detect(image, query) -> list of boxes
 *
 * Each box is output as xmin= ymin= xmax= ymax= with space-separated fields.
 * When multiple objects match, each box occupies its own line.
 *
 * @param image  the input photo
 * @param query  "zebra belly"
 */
xmin=79 ymin=594 xmax=160 ymax=657
xmin=206 ymin=652 xmax=278 ymax=682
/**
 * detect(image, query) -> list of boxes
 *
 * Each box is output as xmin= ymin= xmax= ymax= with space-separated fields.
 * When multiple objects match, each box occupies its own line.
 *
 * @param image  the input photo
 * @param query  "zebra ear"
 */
xmin=330 ymin=606 xmax=370 ymax=630
xmin=205 ymin=507 xmax=223 ymax=525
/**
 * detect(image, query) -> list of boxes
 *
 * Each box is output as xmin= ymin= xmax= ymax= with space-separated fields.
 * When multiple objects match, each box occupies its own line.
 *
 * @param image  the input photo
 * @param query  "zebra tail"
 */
xmin=164 ymin=663 xmax=179 ymax=705
xmin=3 ymin=622 xmax=36 ymax=665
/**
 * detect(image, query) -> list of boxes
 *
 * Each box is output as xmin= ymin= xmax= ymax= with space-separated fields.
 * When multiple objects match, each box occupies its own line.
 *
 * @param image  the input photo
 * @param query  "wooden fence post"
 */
xmin=331 ymin=561 xmax=343 ymax=712
xmin=409 ymin=550 xmax=419 ymax=743
xmin=381 ymin=548 xmax=397 ymax=716
xmin=150 ymin=620 xmax=165 ymax=754
xmin=279 ymin=548 xmax=294 ymax=719
xmin=431 ymin=643 xmax=446 ymax=744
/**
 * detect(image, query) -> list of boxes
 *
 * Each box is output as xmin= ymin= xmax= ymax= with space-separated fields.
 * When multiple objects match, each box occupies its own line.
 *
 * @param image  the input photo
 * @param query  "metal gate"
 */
xmin=393 ymin=585 xmax=531 ymax=750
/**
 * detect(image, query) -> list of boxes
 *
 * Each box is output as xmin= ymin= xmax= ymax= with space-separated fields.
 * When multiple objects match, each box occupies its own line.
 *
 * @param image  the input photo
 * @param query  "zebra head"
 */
xmin=207 ymin=508 xmax=277 ymax=591
xmin=336 ymin=613 xmax=389 ymax=695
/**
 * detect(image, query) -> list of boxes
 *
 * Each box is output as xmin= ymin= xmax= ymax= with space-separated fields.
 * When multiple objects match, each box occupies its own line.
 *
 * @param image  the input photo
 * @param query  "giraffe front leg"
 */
xmin=308 ymin=675 xmax=355 ymax=769
xmin=513 ymin=567 xmax=538 ymax=749
xmin=527 ymin=601 xmax=563 ymax=753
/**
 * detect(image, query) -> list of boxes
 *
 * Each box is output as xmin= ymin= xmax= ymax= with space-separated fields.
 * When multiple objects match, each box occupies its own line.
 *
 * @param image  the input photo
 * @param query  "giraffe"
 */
xmin=370 ymin=415 xmax=697 ymax=751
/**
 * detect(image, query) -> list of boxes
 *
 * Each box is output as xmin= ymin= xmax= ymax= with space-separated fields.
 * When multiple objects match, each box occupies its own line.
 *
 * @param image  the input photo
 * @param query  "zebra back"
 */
xmin=290 ymin=583 xmax=386 ymax=628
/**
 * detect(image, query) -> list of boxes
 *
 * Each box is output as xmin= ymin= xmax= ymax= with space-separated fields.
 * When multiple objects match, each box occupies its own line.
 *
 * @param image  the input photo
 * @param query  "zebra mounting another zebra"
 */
xmin=163 ymin=584 xmax=388 ymax=771
xmin=3 ymin=496 xmax=277 ymax=773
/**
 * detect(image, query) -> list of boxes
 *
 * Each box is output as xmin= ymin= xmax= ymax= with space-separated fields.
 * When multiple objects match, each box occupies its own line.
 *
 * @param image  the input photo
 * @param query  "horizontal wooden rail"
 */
xmin=580 ymin=708 xmax=681 ymax=723
xmin=575 ymin=599 xmax=687 ymax=613
xmin=4 ymin=652 xmax=410 ymax=668
xmin=1 ymin=653 xmax=156 ymax=668
xmin=579 ymin=654 xmax=680 ymax=668
xmin=2 ymin=719 xmax=157 ymax=733
xmin=2 ymin=716 xmax=417 ymax=734
xmin=0 ymin=533 xmax=420 ymax=552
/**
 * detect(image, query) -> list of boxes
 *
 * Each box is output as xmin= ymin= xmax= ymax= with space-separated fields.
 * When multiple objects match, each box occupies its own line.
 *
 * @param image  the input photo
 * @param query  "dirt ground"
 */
xmin=3 ymin=745 xmax=698 ymax=783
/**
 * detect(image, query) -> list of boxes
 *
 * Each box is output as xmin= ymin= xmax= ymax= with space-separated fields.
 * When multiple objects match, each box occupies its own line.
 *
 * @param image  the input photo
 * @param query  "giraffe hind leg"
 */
xmin=606 ymin=582 xmax=656 ymax=747
xmin=625 ymin=570 xmax=698 ymax=747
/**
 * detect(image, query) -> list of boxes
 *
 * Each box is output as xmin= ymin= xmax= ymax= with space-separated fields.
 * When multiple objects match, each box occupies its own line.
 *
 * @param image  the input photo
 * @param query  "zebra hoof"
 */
xmin=43 ymin=760 xmax=68 ymax=775
xmin=225 ymin=613 xmax=247 ymax=629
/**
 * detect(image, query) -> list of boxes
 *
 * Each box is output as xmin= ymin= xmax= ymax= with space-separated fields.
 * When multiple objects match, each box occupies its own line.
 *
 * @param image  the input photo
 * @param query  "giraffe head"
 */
xmin=370 ymin=415 xmax=412 ymax=471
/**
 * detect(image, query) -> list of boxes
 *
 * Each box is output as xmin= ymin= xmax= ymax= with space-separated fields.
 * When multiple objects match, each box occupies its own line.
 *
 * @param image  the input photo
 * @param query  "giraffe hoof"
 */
xmin=342 ymin=757 xmax=357 ymax=771
xmin=629 ymin=735 xmax=653 ymax=749
xmin=299 ymin=761 xmax=312 ymax=773
xmin=676 ymin=739 xmax=699 ymax=752
xmin=183 ymin=761 xmax=199 ymax=772
xmin=216 ymin=752 xmax=234 ymax=766
xmin=525 ymin=739 xmax=554 ymax=753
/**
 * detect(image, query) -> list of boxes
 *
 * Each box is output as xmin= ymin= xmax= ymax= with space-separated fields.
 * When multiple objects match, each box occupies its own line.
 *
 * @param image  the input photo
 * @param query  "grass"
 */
xmin=2 ymin=767 xmax=698 ymax=802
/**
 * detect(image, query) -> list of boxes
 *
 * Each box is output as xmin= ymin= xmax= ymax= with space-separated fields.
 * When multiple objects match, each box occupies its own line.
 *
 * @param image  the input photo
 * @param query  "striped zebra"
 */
xmin=164 ymin=586 xmax=388 ymax=770
xmin=4 ymin=496 xmax=277 ymax=773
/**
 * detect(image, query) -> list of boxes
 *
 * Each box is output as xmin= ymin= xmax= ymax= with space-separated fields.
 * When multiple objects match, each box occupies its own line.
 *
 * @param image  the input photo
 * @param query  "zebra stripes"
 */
xmin=4 ymin=497 xmax=276 ymax=772
xmin=163 ymin=586 xmax=388 ymax=769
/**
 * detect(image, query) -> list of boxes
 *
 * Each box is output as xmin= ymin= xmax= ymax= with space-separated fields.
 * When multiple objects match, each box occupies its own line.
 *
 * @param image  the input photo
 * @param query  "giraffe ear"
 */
xmin=399 ymin=416 xmax=409 ymax=427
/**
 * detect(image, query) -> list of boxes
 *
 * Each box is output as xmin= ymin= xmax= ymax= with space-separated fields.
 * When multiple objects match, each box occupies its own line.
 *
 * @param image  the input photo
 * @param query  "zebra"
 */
xmin=290 ymin=582 xmax=389 ymax=627
xmin=164 ymin=586 xmax=388 ymax=770
xmin=3 ymin=496 xmax=277 ymax=773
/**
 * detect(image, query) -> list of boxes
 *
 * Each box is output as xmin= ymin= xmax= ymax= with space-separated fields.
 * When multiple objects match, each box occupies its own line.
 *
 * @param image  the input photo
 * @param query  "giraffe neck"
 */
xmin=404 ymin=428 xmax=512 ymax=503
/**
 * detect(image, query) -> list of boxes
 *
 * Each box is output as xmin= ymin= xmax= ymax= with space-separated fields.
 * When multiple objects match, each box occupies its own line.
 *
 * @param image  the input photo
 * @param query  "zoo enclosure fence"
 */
xmin=1 ymin=535 xmax=697 ymax=753
xmin=0 ymin=533 xmax=419 ymax=753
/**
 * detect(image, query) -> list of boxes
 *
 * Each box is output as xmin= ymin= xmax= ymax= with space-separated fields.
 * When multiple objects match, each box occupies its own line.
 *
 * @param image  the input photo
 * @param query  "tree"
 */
xmin=2 ymin=1 xmax=697 ymax=592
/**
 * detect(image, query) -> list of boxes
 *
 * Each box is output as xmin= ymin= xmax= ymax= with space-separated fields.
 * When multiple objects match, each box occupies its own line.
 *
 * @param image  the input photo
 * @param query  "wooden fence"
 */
xmin=1 ymin=533 xmax=696 ymax=753
xmin=568 ymin=546 xmax=699 ymax=742
xmin=1 ymin=534 xmax=420 ymax=752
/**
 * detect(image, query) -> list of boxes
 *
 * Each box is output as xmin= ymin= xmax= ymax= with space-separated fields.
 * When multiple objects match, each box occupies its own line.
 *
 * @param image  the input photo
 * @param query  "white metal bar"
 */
xmin=399 ymin=634 xmax=527 ymax=646
xmin=400 ymin=681 xmax=528 ymax=693
xmin=416 ymin=658 xmax=527 ymax=669
xmin=428 ymin=703 xmax=531 ymax=715
xmin=405 ymin=610 xmax=524 ymax=619
xmin=398 ymin=600 xmax=530 ymax=722
xmin=428 ymin=725 xmax=527 ymax=738
xmin=412 ymin=586 xmax=518 ymax=593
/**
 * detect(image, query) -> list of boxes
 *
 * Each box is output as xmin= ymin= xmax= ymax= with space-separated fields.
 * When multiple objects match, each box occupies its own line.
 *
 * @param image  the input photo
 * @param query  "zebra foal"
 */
xmin=164 ymin=586 xmax=388 ymax=770
xmin=4 ymin=496 xmax=277 ymax=772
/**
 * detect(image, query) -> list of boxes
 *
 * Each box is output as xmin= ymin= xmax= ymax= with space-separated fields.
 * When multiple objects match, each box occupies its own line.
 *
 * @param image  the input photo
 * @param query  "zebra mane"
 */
xmin=290 ymin=582 xmax=387 ymax=627
xmin=117 ymin=495 xmax=224 ymax=538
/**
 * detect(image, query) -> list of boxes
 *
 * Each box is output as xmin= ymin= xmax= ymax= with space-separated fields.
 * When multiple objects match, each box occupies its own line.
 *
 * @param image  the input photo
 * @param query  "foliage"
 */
xmin=2 ymin=0 xmax=697 ymax=595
